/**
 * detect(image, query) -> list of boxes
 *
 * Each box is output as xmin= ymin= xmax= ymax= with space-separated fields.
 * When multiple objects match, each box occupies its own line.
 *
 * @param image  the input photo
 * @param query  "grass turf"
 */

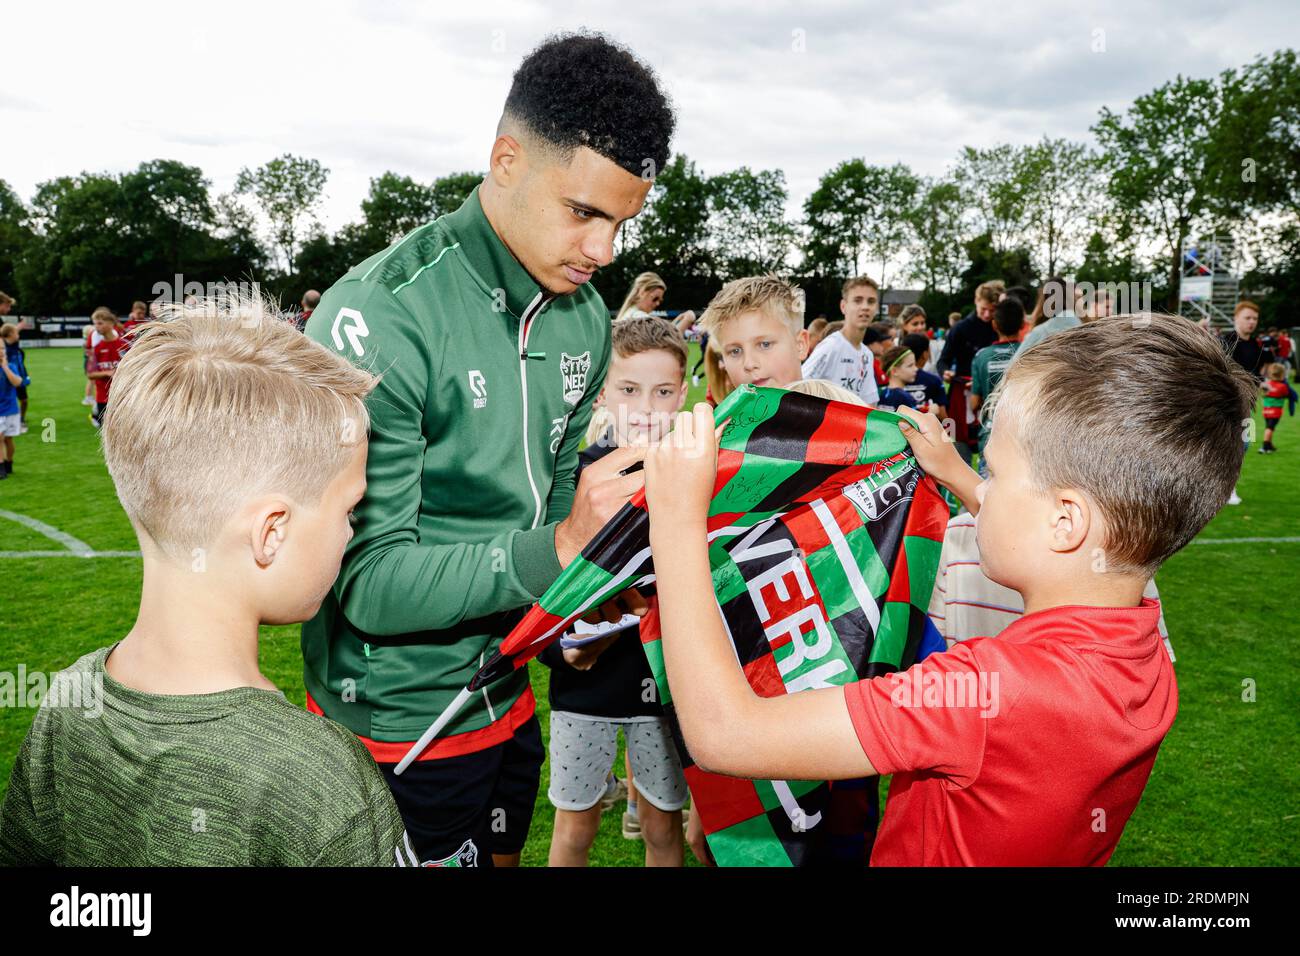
xmin=1 ymin=344 xmax=1296 ymax=866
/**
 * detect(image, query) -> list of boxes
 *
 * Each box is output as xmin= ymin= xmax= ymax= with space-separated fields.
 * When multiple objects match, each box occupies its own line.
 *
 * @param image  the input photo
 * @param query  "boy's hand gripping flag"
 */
xmin=395 ymin=385 xmax=947 ymax=865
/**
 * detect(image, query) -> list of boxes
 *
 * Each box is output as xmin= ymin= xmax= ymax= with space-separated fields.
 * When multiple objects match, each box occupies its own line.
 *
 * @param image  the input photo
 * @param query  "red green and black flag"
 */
xmin=395 ymin=385 xmax=948 ymax=866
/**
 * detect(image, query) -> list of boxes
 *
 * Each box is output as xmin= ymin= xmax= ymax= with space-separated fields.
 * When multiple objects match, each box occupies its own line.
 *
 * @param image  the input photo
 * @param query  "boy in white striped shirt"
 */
xmin=927 ymin=511 xmax=1174 ymax=660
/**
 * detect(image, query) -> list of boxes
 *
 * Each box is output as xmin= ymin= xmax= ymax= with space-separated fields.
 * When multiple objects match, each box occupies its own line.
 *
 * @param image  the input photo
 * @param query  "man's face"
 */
xmin=975 ymin=299 xmax=995 ymax=323
xmin=718 ymin=309 xmax=809 ymax=389
xmin=601 ymin=348 xmax=687 ymax=446
xmin=1234 ymin=308 xmax=1259 ymax=338
xmin=504 ymin=145 xmax=652 ymax=296
xmin=840 ymin=285 xmax=878 ymax=332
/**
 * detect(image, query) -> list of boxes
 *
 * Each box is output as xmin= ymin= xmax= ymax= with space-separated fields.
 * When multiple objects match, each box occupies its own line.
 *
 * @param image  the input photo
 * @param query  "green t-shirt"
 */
xmin=970 ymin=341 xmax=1021 ymax=453
xmin=0 ymin=646 xmax=407 ymax=866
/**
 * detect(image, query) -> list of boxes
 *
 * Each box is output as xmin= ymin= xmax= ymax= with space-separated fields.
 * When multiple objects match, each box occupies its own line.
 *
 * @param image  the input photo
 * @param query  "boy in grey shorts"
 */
xmin=540 ymin=317 xmax=691 ymax=867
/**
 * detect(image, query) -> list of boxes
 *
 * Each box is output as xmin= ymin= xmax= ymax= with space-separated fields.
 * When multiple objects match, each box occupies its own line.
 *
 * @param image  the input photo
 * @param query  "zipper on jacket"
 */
xmin=516 ymin=291 xmax=552 ymax=533
xmin=486 ymin=290 xmax=550 ymax=722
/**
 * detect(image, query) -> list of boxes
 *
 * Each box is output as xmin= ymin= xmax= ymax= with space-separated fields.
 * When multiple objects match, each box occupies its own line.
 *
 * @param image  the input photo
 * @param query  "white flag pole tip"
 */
xmin=393 ymin=686 xmax=475 ymax=776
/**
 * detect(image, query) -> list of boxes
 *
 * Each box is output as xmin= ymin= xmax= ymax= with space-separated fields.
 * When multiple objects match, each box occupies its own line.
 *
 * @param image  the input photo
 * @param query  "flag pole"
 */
xmin=394 ymin=686 xmax=474 ymax=776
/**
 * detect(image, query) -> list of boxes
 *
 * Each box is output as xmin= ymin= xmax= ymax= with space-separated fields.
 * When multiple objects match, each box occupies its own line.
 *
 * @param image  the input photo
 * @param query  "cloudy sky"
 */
xmin=5 ymin=0 xmax=1299 ymax=234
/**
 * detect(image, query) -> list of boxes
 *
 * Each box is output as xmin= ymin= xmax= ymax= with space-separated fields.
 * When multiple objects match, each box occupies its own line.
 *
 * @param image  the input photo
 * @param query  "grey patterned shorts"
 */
xmin=547 ymin=711 xmax=688 ymax=812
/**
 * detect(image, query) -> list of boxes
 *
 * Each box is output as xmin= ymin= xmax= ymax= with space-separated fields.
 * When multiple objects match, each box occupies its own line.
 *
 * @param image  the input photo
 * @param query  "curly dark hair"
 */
xmin=503 ymin=31 xmax=675 ymax=177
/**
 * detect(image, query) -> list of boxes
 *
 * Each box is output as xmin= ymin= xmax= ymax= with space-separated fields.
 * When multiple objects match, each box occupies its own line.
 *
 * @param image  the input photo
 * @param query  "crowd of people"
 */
xmin=0 ymin=31 xmax=1291 ymax=870
xmin=0 ymin=286 xmax=328 ymax=486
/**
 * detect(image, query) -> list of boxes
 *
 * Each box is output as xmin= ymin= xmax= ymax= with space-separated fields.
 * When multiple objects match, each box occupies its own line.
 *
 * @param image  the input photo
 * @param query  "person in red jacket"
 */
xmin=87 ymin=307 xmax=127 ymax=429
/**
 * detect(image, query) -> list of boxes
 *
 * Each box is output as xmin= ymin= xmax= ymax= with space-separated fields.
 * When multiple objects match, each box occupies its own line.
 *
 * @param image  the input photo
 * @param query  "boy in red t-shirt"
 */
xmin=120 ymin=300 xmax=150 ymax=345
xmin=87 ymin=307 xmax=127 ymax=429
xmin=1259 ymin=363 xmax=1298 ymax=453
xmin=643 ymin=313 xmax=1257 ymax=866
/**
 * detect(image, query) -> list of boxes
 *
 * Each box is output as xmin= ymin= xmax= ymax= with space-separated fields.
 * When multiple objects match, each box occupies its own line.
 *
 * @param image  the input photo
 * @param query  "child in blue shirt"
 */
xmin=877 ymin=345 xmax=921 ymax=410
xmin=2 ymin=322 xmax=27 ymax=433
xmin=901 ymin=333 xmax=948 ymax=418
xmin=0 ymin=324 xmax=30 ymax=478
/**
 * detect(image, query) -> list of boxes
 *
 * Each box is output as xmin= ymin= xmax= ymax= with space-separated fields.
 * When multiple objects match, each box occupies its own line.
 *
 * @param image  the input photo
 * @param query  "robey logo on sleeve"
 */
xmin=468 ymin=369 xmax=487 ymax=409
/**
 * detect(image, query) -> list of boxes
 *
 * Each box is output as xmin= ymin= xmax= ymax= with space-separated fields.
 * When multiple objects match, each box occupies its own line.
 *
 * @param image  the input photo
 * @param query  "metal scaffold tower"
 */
xmin=1179 ymin=235 xmax=1240 ymax=328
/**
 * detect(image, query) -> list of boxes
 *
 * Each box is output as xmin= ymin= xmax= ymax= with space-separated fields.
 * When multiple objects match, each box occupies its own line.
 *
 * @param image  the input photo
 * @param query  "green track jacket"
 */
xmin=303 ymin=186 xmax=610 ymax=751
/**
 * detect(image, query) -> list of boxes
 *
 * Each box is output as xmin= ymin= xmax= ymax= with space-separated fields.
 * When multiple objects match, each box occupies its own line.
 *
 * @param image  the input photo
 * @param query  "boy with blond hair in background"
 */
xmin=700 ymin=274 xmax=811 ymax=404
xmin=547 ymin=316 xmax=690 ymax=866
xmin=800 ymin=277 xmax=880 ymax=404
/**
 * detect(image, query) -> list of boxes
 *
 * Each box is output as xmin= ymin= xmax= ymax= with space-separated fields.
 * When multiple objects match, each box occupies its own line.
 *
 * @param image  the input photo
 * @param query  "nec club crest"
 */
xmin=560 ymin=351 xmax=591 ymax=406
xmin=421 ymin=838 xmax=479 ymax=867
xmin=842 ymin=467 xmax=919 ymax=522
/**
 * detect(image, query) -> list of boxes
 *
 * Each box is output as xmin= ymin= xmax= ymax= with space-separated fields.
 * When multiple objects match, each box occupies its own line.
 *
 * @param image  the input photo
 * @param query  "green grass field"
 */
xmin=1 ymin=345 xmax=1296 ymax=866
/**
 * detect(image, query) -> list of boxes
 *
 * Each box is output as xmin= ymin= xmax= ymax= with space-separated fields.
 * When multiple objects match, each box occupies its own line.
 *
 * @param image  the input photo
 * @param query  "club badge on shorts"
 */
xmin=422 ymin=838 xmax=479 ymax=868
xmin=560 ymin=351 xmax=591 ymax=406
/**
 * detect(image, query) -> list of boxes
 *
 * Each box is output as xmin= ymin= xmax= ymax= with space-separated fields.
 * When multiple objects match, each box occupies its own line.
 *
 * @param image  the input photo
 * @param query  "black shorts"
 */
xmin=377 ymin=715 xmax=543 ymax=867
xmin=15 ymin=385 xmax=25 ymax=401
xmin=1264 ymin=416 xmax=1282 ymax=430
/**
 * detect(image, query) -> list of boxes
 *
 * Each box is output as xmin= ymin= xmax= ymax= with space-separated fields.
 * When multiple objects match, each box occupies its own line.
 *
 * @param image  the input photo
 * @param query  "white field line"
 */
xmin=0 ymin=509 xmax=141 ymax=558
xmin=0 ymin=550 xmax=142 ymax=558
xmin=1190 ymin=536 xmax=1300 ymax=545
xmin=0 ymin=510 xmax=1294 ymax=561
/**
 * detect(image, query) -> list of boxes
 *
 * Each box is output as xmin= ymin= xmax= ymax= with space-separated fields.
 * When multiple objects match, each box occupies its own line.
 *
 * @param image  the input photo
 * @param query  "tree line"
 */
xmin=1 ymin=49 xmax=1296 ymax=325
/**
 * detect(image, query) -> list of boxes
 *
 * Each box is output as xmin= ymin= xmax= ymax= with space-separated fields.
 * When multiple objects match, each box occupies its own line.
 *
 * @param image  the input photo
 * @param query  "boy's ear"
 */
xmin=796 ymin=328 xmax=810 ymax=362
xmin=593 ymin=386 xmax=607 ymax=408
xmin=1047 ymin=489 xmax=1090 ymax=556
xmin=252 ymin=502 xmax=290 ymax=568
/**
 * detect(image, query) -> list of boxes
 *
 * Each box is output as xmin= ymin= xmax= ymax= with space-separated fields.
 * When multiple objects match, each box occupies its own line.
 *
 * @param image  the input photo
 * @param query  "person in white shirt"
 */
xmin=800 ymin=276 xmax=880 ymax=405
xmin=927 ymin=512 xmax=1175 ymax=662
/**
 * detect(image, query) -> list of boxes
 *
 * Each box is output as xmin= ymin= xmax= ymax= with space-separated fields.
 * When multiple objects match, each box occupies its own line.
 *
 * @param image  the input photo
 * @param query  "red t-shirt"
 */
xmin=90 ymin=334 xmax=127 ymax=403
xmin=1263 ymin=380 xmax=1289 ymax=420
xmin=844 ymin=598 xmax=1176 ymax=866
xmin=120 ymin=318 xmax=145 ymax=346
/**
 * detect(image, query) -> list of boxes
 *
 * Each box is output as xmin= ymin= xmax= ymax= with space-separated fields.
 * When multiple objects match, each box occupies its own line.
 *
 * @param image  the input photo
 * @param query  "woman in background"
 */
xmin=615 ymin=272 xmax=667 ymax=321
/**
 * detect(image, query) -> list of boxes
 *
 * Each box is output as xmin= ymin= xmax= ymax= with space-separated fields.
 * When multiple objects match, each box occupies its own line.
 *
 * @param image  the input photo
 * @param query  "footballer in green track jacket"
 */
xmin=302 ymin=33 xmax=676 ymax=867
xmin=304 ymin=183 xmax=616 ymax=752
